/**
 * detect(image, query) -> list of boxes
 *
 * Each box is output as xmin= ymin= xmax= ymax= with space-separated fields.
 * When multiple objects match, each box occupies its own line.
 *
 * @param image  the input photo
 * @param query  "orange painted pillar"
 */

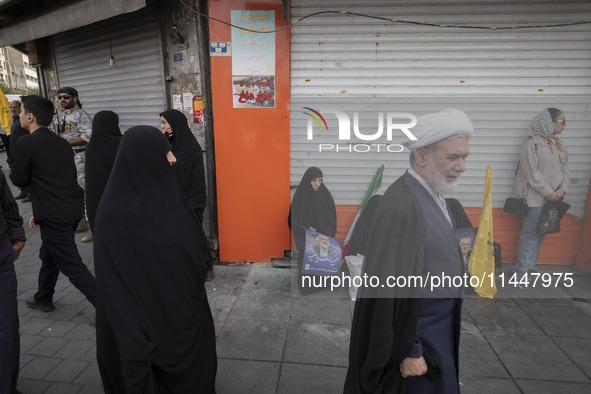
xmin=208 ymin=0 xmax=290 ymax=262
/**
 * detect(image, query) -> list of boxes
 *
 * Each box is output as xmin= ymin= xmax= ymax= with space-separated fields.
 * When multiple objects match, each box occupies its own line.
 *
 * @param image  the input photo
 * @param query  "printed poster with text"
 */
xmin=302 ymin=228 xmax=342 ymax=276
xmin=231 ymin=10 xmax=276 ymax=108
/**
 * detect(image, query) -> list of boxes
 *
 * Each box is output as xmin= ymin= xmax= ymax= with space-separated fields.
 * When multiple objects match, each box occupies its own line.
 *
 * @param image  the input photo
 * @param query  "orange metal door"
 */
xmin=209 ymin=0 xmax=290 ymax=262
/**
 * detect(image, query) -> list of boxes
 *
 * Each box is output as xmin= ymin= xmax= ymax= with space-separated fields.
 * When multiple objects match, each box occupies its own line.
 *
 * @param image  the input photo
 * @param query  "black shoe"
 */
xmin=15 ymin=192 xmax=27 ymax=200
xmin=25 ymin=297 xmax=56 ymax=312
xmin=22 ymin=197 xmax=31 ymax=203
xmin=206 ymin=269 xmax=215 ymax=282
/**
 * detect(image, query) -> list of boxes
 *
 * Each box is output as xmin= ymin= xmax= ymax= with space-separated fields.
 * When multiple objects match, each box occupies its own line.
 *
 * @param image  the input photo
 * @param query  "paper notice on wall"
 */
xmin=173 ymin=95 xmax=182 ymax=111
xmin=182 ymin=93 xmax=193 ymax=111
xmin=232 ymin=76 xmax=275 ymax=108
xmin=231 ymin=10 xmax=275 ymax=76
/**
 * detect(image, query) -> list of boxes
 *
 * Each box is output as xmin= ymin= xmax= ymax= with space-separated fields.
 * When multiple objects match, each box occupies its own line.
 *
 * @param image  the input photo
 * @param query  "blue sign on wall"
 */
xmin=210 ymin=41 xmax=231 ymax=56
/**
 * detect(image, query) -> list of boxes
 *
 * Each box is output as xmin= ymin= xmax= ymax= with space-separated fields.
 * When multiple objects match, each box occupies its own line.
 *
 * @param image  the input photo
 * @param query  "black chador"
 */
xmin=94 ymin=126 xmax=217 ymax=393
xmin=288 ymin=167 xmax=337 ymax=275
xmin=161 ymin=109 xmax=212 ymax=278
xmin=84 ymin=110 xmax=121 ymax=232
xmin=160 ymin=109 xmax=207 ymax=222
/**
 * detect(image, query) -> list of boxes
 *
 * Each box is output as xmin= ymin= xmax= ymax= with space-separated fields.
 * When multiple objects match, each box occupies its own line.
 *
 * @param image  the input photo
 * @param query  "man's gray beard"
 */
xmin=425 ymin=159 xmax=459 ymax=195
xmin=431 ymin=177 xmax=458 ymax=194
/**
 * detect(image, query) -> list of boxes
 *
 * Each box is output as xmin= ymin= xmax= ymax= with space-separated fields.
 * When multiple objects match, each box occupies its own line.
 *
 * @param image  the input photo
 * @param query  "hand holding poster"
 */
xmin=302 ymin=228 xmax=341 ymax=276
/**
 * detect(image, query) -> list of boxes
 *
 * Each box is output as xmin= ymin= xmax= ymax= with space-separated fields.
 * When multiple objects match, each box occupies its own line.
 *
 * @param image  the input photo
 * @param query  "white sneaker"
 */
xmin=81 ymin=231 xmax=93 ymax=243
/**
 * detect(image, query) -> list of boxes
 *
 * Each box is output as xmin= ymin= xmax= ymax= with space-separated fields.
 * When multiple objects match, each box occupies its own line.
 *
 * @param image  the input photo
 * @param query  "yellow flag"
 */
xmin=1 ymin=88 xmax=12 ymax=135
xmin=468 ymin=164 xmax=497 ymax=298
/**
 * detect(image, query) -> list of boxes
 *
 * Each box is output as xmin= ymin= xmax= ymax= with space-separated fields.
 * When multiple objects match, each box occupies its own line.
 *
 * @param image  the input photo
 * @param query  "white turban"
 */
xmin=401 ymin=108 xmax=474 ymax=150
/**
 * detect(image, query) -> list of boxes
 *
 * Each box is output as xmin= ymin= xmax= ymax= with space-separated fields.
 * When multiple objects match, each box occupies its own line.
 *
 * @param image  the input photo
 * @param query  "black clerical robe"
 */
xmin=344 ymin=172 xmax=462 ymax=394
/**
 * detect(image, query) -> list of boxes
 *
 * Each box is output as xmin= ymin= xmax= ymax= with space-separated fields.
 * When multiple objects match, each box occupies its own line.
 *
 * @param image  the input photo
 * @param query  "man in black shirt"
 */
xmin=0 ymin=169 xmax=26 ymax=394
xmin=10 ymin=95 xmax=96 ymax=315
xmin=8 ymin=100 xmax=30 ymax=201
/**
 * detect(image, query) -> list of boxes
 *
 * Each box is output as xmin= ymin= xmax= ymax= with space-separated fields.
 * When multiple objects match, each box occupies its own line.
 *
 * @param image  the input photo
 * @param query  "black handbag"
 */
xmin=537 ymin=200 xmax=571 ymax=235
xmin=503 ymin=197 xmax=528 ymax=216
xmin=494 ymin=242 xmax=502 ymax=270
xmin=505 ymin=159 xmax=529 ymax=216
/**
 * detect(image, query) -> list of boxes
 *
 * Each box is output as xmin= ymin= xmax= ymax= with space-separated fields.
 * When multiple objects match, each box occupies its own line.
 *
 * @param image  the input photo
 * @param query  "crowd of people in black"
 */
xmin=1 ymin=92 xmax=216 ymax=394
xmin=0 ymin=93 xmax=570 ymax=393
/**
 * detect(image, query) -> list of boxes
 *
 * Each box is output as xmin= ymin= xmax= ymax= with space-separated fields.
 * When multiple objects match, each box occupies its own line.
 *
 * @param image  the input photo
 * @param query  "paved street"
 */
xmin=3 ymin=151 xmax=591 ymax=394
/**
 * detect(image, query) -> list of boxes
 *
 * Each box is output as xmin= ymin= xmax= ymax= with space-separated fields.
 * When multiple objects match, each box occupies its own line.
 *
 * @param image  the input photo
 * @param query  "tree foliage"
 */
xmin=0 ymin=82 xmax=39 ymax=95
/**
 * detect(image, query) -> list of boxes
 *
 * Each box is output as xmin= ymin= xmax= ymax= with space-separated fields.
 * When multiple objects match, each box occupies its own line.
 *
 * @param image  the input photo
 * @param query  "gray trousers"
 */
xmin=74 ymin=151 xmax=85 ymax=190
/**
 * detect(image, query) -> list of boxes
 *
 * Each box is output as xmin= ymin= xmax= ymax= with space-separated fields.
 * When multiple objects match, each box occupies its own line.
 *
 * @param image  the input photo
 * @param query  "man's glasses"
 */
xmin=554 ymin=119 xmax=566 ymax=125
xmin=57 ymin=95 xmax=72 ymax=100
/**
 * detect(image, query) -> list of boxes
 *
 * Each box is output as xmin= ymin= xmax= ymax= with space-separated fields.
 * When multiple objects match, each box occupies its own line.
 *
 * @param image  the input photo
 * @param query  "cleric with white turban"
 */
xmin=401 ymin=108 xmax=474 ymax=150
xmin=345 ymin=109 xmax=473 ymax=394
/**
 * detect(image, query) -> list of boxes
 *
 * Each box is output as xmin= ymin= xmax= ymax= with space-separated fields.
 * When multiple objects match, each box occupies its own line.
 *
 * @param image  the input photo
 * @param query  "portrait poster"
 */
xmin=301 ymin=228 xmax=342 ymax=276
xmin=456 ymin=227 xmax=478 ymax=273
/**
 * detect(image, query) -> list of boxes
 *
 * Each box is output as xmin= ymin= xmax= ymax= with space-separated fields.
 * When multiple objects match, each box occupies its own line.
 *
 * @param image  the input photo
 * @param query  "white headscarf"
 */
xmin=527 ymin=109 xmax=555 ymax=138
xmin=526 ymin=108 xmax=565 ymax=153
xmin=401 ymin=108 xmax=473 ymax=150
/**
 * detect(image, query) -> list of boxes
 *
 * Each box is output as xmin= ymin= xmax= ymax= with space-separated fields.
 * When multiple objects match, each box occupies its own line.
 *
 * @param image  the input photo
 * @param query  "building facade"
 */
xmin=288 ymin=0 xmax=591 ymax=268
xmin=0 ymin=46 xmax=38 ymax=92
xmin=0 ymin=0 xmax=590 ymax=270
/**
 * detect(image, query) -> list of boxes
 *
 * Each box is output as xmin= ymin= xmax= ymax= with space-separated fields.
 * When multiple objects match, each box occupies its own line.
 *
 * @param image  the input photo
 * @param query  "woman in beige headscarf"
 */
xmin=513 ymin=108 xmax=569 ymax=287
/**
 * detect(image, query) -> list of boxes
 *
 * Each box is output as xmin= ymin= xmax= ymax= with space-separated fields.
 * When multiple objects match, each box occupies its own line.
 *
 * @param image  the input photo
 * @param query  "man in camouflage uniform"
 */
xmin=51 ymin=87 xmax=93 ymax=239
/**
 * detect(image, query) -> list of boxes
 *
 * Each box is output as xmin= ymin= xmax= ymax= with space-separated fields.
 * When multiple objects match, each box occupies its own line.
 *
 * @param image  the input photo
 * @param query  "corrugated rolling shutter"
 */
xmin=52 ymin=7 xmax=165 ymax=131
xmin=0 ymin=0 xmax=146 ymax=47
xmin=290 ymin=0 xmax=591 ymax=218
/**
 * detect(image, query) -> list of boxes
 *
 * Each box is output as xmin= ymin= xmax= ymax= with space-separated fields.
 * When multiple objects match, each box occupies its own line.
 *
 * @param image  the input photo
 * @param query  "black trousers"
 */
xmin=0 ymin=134 xmax=9 ymax=157
xmin=0 ymin=236 xmax=19 ymax=394
xmin=35 ymin=220 xmax=96 ymax=306
xmin=20 ymin=185 xmax=30 ymax=197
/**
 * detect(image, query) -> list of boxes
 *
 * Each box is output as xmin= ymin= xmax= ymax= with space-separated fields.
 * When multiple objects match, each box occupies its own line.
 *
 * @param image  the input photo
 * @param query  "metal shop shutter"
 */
xmin=52 ymin=8 xmax=165 ymax=131
xmin=290 ymin=0 xmax=591 ymax=218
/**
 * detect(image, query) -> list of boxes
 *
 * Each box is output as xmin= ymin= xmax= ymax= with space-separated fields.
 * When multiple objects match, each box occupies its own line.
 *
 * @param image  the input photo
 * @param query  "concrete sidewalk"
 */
xmin=214 ymin=264 xmax=591 ymax=394
xmin=4 ymin=151 xmax=591 ymax=393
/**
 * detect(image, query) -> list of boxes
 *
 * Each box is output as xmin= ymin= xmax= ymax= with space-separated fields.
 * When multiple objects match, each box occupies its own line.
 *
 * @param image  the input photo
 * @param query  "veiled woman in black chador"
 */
xmin=289 ymin=167 xmax=337 ymax=284
xmin=159 ymin=109 xmax=206 ymax=222
xmin=94 ymin=126 xmax=217 ymax=393
xmin=84 ymin=110 xmax=121 ymax=233
xmin=159 ymin=109 xmax=213 ymax=280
